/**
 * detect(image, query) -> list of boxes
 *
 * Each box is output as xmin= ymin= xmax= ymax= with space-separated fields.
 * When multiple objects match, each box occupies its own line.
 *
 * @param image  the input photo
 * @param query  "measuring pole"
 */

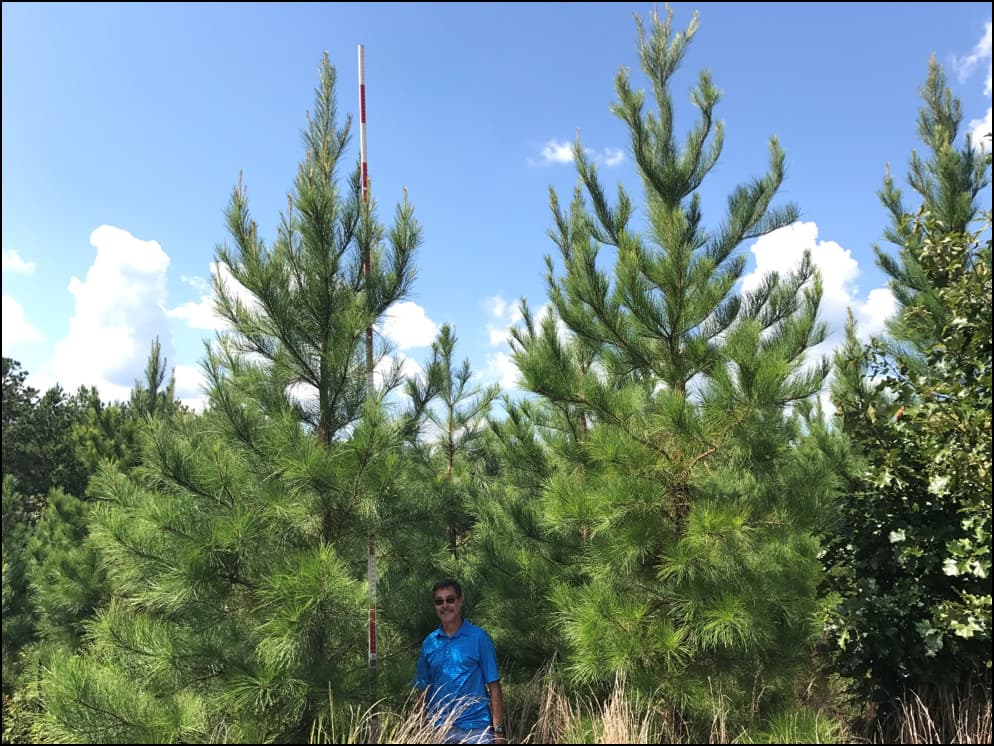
xmin=357 ymin=44 xmax=379 ymax=697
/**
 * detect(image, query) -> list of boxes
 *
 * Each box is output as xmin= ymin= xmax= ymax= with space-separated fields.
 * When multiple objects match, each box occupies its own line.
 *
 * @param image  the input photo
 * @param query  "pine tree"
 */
xmin=39 ymin=53 xmax=423 ymax=743
xmin=825 ymin=60 xmax=991 ymax=726
xmin=2 ymin=358 xmax=90 ymax=501
xmin=372 ymin=325 xmax=500 ymax=699
xmin=504 ymin=8 xmax=837 ymax=732
xmin=416 ymin=324 xmax=499 ymax=560
xmin=128 ymin=337 xmax=179 ymax=421
xmin=2 ymin=476 xmax=34 ymax=696
xmin=875 ymin=58 xmax=989 ymax=358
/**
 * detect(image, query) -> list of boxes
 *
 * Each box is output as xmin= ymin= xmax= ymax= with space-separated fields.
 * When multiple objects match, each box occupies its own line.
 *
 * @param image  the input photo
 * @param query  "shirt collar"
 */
xmin=434 ymin=620 xmax=468 ymax=638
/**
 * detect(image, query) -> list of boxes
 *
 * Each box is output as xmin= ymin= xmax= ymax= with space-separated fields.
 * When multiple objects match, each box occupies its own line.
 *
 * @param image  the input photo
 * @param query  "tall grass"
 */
xmin=869 ymin=686 xmax=993 ymax=745
xmin=304 ymin=672 xmax=992 ymax=744
xmin=307 ymin=668 xmax=860 ymax=744
xmin=308 ymin=689 xmax=476 ymax=744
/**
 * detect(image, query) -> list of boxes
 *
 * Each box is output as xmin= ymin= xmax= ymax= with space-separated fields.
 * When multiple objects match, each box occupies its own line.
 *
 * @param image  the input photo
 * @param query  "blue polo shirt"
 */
xmin=413 ymin=619 xmax=500 ymax=729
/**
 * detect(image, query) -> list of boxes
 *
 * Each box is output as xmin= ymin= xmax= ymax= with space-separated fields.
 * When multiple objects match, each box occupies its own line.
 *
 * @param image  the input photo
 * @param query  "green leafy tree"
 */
xmin=501 ymin=8 xmax=839 ymax=733
xmin=38 ymin=53 xmax=423 ymax=744
xmin=2 ymin=358 xmax=89 ymax=500
xmin=825 ymin=60 xmax=991 ymax=722
xmin=1 ymin=359 xmax=95 ymax=718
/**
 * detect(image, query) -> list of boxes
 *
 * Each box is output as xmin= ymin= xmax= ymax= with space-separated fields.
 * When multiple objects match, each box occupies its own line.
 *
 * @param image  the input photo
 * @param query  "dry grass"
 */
xmin=309 ymin=690 xmax=484 ymax=744
xmin=306 ymin=677 xmax=991 ymax=744
xmin=871 ymin=686 xmax=993 ymax=744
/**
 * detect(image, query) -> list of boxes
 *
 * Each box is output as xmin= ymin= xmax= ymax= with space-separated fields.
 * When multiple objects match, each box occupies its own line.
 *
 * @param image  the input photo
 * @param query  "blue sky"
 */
xmin=3 ymin=3 xmax=991 ymax=410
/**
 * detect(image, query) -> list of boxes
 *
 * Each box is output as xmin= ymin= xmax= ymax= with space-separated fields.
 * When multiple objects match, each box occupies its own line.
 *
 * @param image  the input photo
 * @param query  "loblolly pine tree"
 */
xmin=504 ymin=8 xmax=838 ymax=734
xmin=374 ymin=325 xmax=500 ymax=699
xmin=39 ymin=53 xmax=423 ymax=743
xmin=464 ymin=383 xmax=586 ymax=680
xmin=824 ymin=60 xmax=991 ymax=729
xmin=128 ymin=337 xmax=180 ymax=422
xmin=414 ymin=324 xmax=499 ymax=561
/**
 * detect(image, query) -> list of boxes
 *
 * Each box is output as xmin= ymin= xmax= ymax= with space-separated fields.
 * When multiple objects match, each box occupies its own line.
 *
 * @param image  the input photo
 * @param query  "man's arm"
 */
xmin=487 ymin=680 xmax=506 ymax=744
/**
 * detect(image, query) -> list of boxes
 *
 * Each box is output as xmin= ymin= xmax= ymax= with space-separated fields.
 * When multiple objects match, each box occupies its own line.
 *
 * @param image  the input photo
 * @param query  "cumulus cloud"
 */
xmin=481 ymin=295 xmax=563 ymax=393
xmin=740 ymin=221 xmax=897 ymax=416
xmin=50 ymin=225 xmax=176 ymax=402
xmin=955 ymin=20 xmax=992 ymax=85
xmin=380 ymin=300 xmax=439 ymax=349
xmin=485 ymin=350 xmax=521 ymax=391
xmin=2 ymin=295 xmax=42 ymax=351
xmin=483 ymin=223 xmax=893 ymax=403
xmin=955 ymin=20 xmax=993 ymax=151
xmin=378 ymin=349 xmax=424 ymax=386
xmin=484 ymin=293 xmax=524 ymax=347
xmin=173 ymin=363 xmax=209 ymax=412
xmin=2 ymin=249 xmax=36 ymax=274
xmin=167 ymin=262 xmax=238 ymax=331
xmin=528 ymin=138 xmax=625 ymax=167
xmin=742 ymin=221 xmax=895 ymax=343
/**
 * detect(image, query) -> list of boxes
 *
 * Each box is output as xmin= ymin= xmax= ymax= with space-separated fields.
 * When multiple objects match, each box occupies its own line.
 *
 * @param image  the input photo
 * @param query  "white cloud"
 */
xmin=854 ymin=286 xmax=897 ymax=339
xmin=168 ymin=262 xmax=247 ymax=331
xmin=955 ymin=20 xmax=992 ymax=84
xmin=50 ymin=225 xmax=176 ymax=402
xmin=535 ymin=139 xmax=574 ymax=164
xmin=488 ymin=325 xmax=510 ymax=347
xmin=480 ymin=296 xmax=564 ymax=393
xmin=484 ymin=293 xmax=524 ymax=347
xmin=181 ymin=274 xmax=209 ymax=294
xmin=2 ymin=249 xmax=36 ymax=274
xmin=602 ymin=148 xmax=625 ymax=167
xmin=968 ymin=108 xmax=992 ymax=152
xmin=485 ymin=295 xmax=509 ymax=319
xmin=380 ymin=300 xmax=438 ymax=349
xmin=956 ymin=20 xmax=993 ymax=152
xmin=741 ymin=221 xmax=897 ymax=414
xmin=173 ymin=363 xmax=209 ymax=412
xmin=167 ymin=298 xmax=222 ymax=330
xmin=2 ymin=295 xmax=42 ymax=351
xmin=378 ymin=349 xmax=424 ymax=385
xmin=485 ymin=351 xmax=521 ymax=392
xmin=528 ymin=138 xmax=626 ymax=167
xmin=741 ymin=221 xmax=893 ymax=342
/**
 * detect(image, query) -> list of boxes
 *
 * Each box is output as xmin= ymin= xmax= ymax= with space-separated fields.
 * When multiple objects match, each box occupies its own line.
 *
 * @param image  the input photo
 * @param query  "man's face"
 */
xmin=433 ymin=587 xmax=463 ymax=625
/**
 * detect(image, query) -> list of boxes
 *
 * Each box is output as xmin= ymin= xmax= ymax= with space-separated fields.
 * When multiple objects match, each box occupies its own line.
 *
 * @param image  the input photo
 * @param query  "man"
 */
xmin=414 ymin=579 xmax=507 ymax=744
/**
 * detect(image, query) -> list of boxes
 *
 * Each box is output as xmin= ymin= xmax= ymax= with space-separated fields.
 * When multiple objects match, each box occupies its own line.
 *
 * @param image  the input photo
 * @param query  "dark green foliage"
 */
xmin=2 ymin=358 xmax=90 ymax=500
xmin=824 ymin=59 xmax=992 ymax=720
xmin=27 ymin=487 xmax=110 ymax=651
xmin=2 ymin=476 xmax=34 ymax=695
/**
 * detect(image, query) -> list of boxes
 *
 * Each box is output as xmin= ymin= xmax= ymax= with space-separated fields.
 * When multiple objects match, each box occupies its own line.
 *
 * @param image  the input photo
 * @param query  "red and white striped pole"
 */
xmin=358 ymin=43 xmax=377 ymax=678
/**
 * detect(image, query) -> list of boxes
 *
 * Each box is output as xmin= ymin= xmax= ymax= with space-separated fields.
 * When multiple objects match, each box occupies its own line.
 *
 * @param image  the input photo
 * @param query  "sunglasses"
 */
xmin=434 ymin=596 xmax=458 ymax=606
